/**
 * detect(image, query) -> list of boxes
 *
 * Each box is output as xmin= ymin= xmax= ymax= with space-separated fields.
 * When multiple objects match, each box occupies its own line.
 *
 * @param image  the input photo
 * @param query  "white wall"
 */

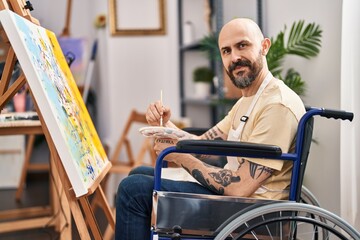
xmin=341 ymin=0 xmax=360 ymax=230
xmin=28 ymin=0 xmax=355 ymax=220
xmin=30 ymin=0 xmax=94 ymax=38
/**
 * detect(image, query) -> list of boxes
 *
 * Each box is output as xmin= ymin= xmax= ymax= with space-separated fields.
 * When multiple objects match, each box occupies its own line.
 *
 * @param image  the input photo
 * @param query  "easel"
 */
xmin=0 ymin=0 xmax=115 ymax=239
xmin=15 ymin=133 xmax=49 ymax=201
xmin=61 ymin=0 xmax=72 ymax=37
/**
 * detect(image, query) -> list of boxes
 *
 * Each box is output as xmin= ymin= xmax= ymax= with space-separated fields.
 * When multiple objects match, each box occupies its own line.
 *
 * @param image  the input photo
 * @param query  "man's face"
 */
xmin=225 ymin=49 xmax=263 ymax=89
xmin=218 ymin=20 xmax=265 ymax=89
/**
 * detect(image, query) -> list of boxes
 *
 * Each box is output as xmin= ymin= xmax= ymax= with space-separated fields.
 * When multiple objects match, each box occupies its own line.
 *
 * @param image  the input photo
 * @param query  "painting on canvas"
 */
xmin=0 ymin=10 xmax=110 ymax=197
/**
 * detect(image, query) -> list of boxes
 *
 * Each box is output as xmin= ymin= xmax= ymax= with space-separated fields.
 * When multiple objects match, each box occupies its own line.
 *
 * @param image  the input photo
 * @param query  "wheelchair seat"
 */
xmin=150 ymin=107 xmax=355 ymax=239
xmin=153 ymin=191 xmax=285 ymax=237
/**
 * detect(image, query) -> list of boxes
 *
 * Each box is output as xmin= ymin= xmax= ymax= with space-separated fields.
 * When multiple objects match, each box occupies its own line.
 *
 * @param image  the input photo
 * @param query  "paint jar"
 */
xmin=183 ymin=21 xmax=194 ymax=45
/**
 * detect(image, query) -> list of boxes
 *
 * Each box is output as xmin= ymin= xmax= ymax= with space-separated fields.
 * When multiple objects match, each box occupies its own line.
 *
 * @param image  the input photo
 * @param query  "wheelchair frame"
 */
xmin=151 ymin=107 xmax=357 ymax=240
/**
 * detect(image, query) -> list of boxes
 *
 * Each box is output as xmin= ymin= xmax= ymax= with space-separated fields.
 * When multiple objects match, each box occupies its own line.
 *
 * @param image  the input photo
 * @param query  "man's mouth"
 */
xmin=229 ymin=60 xmax=251 ymax=72
xmin=235 ymin=65 xmax=247 ymax=71
xmin=233 ymin=66 xmax=247 ymax=75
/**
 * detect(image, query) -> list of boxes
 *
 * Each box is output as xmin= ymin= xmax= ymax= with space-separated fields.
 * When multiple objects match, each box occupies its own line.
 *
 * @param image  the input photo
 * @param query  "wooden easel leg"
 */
xmin=15 ymin=134 xmax=35 ymax=201
xmin=79 ymin=197 xmax=103 ymax=239
xmin=50 ymin=144 xmax=115 ymax=240
xmin=49 ymin=148 xmax=92 ymax=240
xmin=89 ymin=185 xmax=116 ymax=239
xmin=49 ymin=154 xmax=71 ymax=239
xmin=103 ymin=219 xmax=115 ymax=240
xmin=0 ymin=46 xmax=16 ymax=96
xmin=0 ymin=73 xmax=26 ymax=110
xmin=0 ymin=47 xmax=17 ymax=110
xmin=96 ymin=186 xmax=115 ymax=230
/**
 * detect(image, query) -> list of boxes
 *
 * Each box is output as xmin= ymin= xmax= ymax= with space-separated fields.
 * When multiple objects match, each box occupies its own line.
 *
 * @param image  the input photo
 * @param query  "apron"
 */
xmin=225 ymin=72 xmax=288 ymax=195
xmin=225 ymin=71 xmax=273 ymax=170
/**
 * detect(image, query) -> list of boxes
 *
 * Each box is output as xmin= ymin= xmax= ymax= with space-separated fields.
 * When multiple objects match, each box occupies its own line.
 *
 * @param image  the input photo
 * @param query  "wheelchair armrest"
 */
xmin=176 ymin=140 xmax=282 ymax=158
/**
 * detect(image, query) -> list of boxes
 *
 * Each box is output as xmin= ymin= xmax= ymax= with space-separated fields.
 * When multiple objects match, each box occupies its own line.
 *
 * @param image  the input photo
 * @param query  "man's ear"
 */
xmin=261 ymin=38 xmax=271 ymax=56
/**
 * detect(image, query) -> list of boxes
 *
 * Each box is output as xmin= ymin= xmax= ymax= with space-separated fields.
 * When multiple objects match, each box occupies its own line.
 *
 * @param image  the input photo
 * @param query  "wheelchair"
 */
xmin=150 ymin=107 xmax=359 ymax=239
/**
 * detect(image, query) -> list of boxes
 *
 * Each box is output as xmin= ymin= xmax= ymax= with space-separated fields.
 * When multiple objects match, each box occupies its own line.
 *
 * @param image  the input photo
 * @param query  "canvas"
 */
xmin=0 ymin=9 xmax=110 ymax=197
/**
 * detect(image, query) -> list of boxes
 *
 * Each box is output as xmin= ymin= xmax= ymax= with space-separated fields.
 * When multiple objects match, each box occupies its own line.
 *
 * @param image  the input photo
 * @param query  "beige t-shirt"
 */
xmin=216 ymin=78 xmax=305 ymax=200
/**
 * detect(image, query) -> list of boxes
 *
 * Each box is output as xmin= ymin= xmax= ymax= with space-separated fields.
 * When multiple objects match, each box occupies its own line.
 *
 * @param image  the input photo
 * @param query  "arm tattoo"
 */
xmin=194 ymin=127 xmax=223 ymax=159
xmin=182 ymin=165 xmax=240 ymax=195
xmin=238 ymin=158 xmax=245 ymax=169
xmin=249 ymin=162 xmax=274 ymax=179
xmin=155 ymin=139 xmax=175 ymax=144
xmin=209 ymin=169 xmax=240 ymax=187
xmin=203 ymin=127 xmax=224 ymax=140
xmin=193 ymin=169 xmax=224 ymax=194
xmin=183 ymin=165 xmax=222 ymax=193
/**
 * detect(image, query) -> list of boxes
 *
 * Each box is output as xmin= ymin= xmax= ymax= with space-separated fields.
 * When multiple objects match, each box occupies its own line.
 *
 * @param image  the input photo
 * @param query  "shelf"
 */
xmin=182 ymin=96 xmax=238 ymax=106
xmin=178 ymin=0 xmax=224 ymax=126
xmin=182 ymin=97 xmax=213 ymax=105
xmin=180 ymin=41 xmax=201 ymax=51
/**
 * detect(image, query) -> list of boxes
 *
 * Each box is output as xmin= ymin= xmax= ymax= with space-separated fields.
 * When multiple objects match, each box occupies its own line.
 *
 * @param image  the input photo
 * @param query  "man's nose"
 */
xmin=231 ymin=50 xmax=241 ymax=63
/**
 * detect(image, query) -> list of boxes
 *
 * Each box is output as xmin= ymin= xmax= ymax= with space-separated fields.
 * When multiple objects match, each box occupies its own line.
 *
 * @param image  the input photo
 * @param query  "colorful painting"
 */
xmin=0 ymin=10 xmax=110 ymax=197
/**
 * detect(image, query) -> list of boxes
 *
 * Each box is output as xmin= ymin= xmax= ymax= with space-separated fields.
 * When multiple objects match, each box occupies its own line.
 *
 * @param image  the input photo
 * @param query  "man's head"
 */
xmin=218 ymin=18 xmax=271 ymax=89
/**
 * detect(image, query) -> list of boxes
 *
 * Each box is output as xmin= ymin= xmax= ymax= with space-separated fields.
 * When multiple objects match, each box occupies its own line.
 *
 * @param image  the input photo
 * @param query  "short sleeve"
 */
xmin=244 ymin=104 xmax=299 ymax=171
xmin=216 ymin=99 xmax=242 ymax=135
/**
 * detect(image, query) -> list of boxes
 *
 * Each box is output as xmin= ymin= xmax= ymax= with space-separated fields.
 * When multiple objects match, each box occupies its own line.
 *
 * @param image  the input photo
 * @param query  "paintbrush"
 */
xmin=160 ymin=89 xmax=163 ymax=127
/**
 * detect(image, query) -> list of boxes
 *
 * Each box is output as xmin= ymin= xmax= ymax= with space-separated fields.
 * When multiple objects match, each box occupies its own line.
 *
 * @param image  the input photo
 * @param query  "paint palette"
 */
xmin=139 ymin=126 xmax=186 ymax=140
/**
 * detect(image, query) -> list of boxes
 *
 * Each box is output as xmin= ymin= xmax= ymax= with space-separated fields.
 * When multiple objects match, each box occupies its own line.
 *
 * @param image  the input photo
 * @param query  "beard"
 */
xmin=225 ymin=51 xmax=263 ymax=89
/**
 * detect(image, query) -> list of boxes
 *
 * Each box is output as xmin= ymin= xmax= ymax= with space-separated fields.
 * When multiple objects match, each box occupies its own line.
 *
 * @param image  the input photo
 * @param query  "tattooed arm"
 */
xmin=200 ymin=126 xmax=228 ymax=140
xmin=188 ymin=126 xmax=228 ymax=162
xmin=182 ymin=156 xmax=273 ymax=196
xmin=154 ymin=138 xmax=273 ymax=196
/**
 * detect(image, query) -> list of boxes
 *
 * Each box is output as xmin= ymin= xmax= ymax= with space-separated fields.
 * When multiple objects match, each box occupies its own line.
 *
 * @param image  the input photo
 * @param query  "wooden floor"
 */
xmin=0 ymin=172 xmax=111 ymax=240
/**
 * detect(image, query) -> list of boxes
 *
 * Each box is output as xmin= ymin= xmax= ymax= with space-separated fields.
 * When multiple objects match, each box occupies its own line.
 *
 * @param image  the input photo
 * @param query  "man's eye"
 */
xmin=222 ymin=49 xmax=230 ymax=55
xmin=239 ymin=43 xmax=247 ymax=49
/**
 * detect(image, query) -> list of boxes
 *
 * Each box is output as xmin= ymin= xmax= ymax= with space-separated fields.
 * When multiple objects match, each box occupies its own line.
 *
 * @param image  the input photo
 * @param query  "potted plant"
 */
xmin=193 ymin=66 xmax=214 ymax=98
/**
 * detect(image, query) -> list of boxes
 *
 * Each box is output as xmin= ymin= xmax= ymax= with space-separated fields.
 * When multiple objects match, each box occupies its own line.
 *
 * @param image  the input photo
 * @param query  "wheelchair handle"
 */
xmin=320 ymin=108 xmax=354 ymax=121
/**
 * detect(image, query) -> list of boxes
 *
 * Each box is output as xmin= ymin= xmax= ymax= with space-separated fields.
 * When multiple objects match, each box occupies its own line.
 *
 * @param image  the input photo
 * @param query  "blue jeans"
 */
xmin=115 ymin=166 xmax=215 ymax=240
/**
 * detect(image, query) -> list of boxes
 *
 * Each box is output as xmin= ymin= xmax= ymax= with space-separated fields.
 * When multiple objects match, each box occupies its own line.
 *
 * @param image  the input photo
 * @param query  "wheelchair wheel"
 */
xmin=214 ymin=202 xmax=360 ymax=240
xmin=300 ymin=186 xmax=321 ymax=207
xmin=299 ymin=186 xmax=329 ymax=239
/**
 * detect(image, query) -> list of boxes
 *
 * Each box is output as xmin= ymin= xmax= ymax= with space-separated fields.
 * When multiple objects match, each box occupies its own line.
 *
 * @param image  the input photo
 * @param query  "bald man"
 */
xmin=115 ymin=18 xmax=305 ymax=240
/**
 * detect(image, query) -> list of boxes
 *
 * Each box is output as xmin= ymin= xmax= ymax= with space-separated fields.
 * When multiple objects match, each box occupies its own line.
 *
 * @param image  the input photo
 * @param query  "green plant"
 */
xmin=267 ymin=20 xmax=322 ymax=95
xmin=193 ymin=66 xmax=214 ymax=83
xmin=199 ymin=32 xmax=221 ymax=61
xmin=199 ymin=20 xmax=323 ymax=95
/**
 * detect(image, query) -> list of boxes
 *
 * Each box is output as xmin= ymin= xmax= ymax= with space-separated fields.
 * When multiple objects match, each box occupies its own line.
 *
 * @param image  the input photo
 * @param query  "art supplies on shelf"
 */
xmin=0 ymin=111 xmax=38 ymax=122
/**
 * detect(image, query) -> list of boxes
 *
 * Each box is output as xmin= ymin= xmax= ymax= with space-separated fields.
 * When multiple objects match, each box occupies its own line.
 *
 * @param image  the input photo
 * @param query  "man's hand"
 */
xmin=154 ymin=137 xmax=183 ymax=164
xmin=154 ymin=137 xmax=177 ymax=154
xmin=146 ymin=101 xmax=171 ymax=126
